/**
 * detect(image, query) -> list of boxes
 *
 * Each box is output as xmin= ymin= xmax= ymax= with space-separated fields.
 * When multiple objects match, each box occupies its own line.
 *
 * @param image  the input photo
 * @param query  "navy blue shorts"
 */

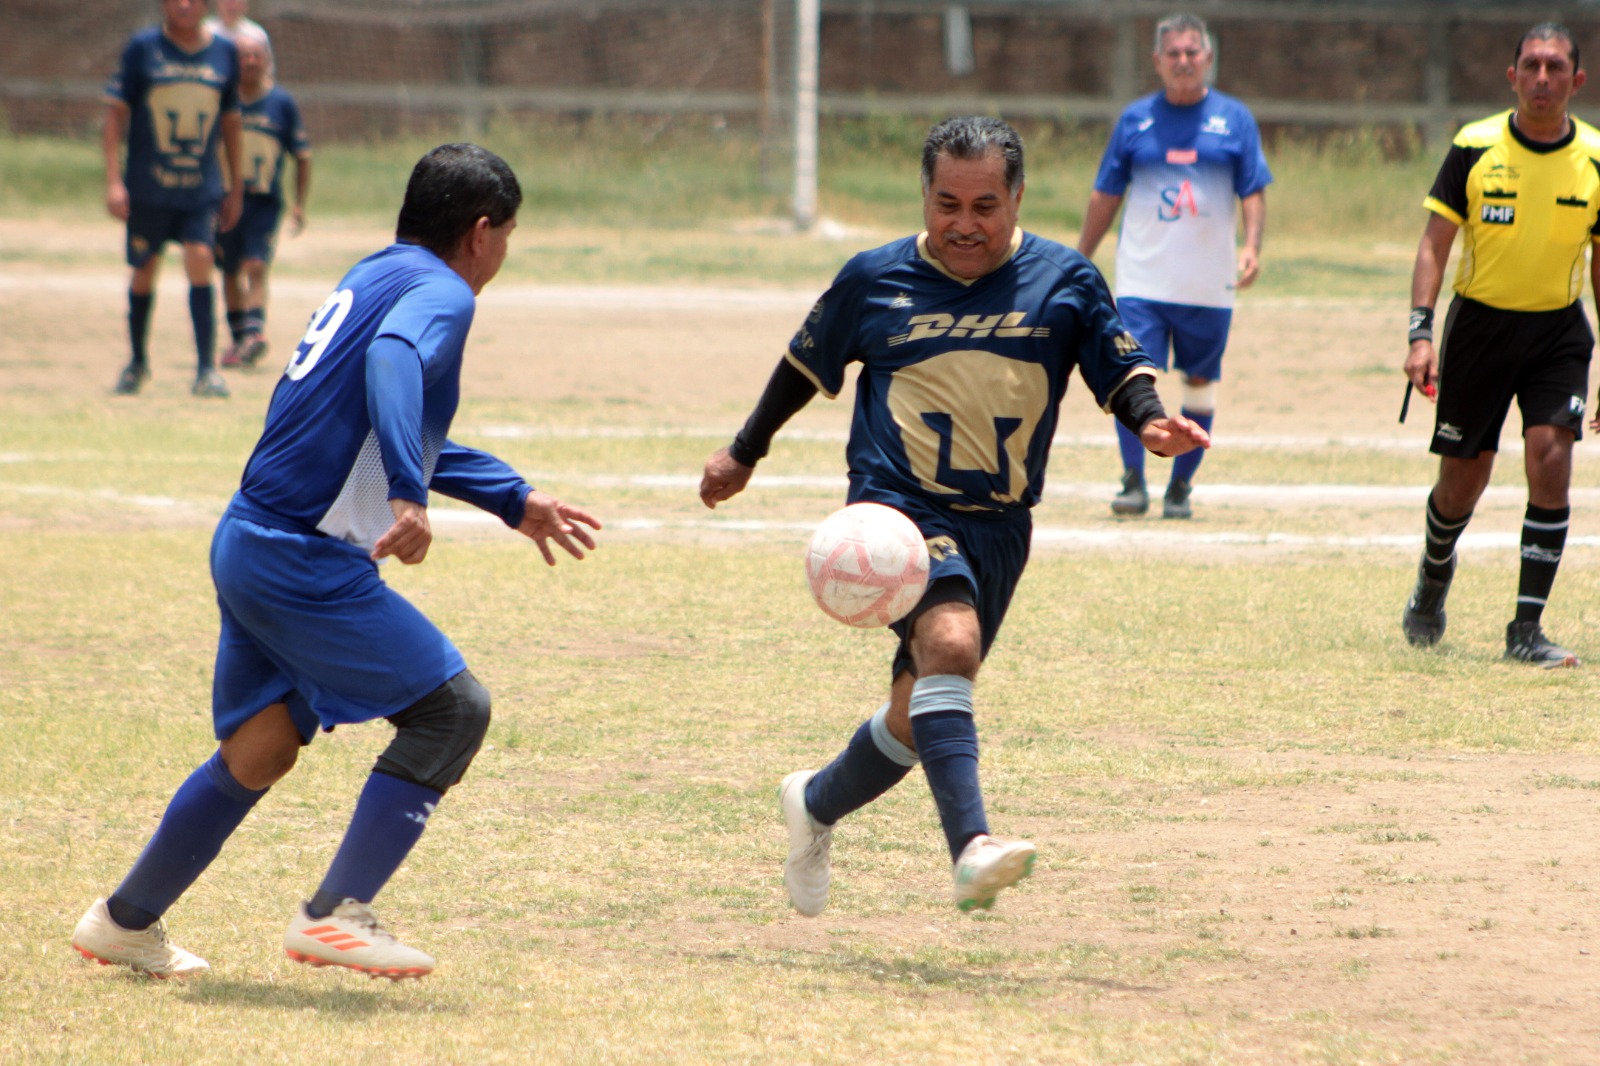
xmin=216 ymin=195 xmax=282 ymax=273
xmin=126 ymin=202 xmax=218 ymax=268
xmin=855 ymin=491 xmax=1032 ymax=680
xmin=209 ymin=510 xmax=467 ymax=743
xmin=1118 ymin=297 xmax=1233 ymax=381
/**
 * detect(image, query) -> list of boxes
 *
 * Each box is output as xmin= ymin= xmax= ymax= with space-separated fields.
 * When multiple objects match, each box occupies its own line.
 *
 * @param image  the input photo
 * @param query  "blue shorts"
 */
xmin=855 ymin=489 xmax=1032 ymax=680
xmin=209 ymin=505 xmax=467 ymax=743
xmin=216 ymin=195 xmax=282 ymax=273
xmin=1118 ymin=297 xmax=1233 ymax=381
xmin=126 ymin=202 xmax=218 ymax=268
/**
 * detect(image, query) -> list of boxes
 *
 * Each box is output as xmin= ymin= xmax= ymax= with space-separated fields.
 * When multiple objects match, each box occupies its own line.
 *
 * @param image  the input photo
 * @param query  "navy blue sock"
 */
xmin=804 ymin=709 xmax=915 ymax=826
xmin=128 ymin=290 xmax=154 ymax=368
xmin=245 ymin=308 xmax=266 ymax=335
xmin=1115 ymin=418 xmax=1146 ymax=476
xmin=912 ymin=711 xmax=988 ymax=862
xmin=1171 ymin=408 xmax=1214 ymax=484
xmin=189 ymin=285 xmax=216 ymax=371
xmin=108 ymin=751 xmax=268 ymax=930
xmin=226 ymin=309 xmax=248 ymax=343
xmin=307 ymin=772 xmax=441 ymax=918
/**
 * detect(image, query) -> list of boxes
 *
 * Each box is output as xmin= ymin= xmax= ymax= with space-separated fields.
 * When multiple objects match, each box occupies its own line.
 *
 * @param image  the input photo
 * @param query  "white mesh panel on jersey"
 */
xmin=316 ymin=430 xmax=443 ymax=551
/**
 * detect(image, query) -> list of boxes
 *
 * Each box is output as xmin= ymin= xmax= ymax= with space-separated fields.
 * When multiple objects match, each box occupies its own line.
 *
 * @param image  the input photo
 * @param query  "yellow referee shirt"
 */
xmin=1424 ymin=110 xmax=1600 ymax=311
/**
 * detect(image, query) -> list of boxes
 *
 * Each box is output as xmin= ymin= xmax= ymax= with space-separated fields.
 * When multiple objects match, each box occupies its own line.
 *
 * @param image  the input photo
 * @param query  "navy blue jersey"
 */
xmin=105 ymin=27 xmax=240 ymax=209
xmin=239 ymin=85 xmax=308 ymax=202
xmin=788 ymin=230 xmax=1154 ymax=515
xmin=237 ymin=242 xmax=529 ymax=550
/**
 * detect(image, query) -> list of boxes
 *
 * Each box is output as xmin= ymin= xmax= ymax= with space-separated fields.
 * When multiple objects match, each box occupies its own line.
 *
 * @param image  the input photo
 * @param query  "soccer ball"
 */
xmin=805 ymin=503 xmax=931 ymax=627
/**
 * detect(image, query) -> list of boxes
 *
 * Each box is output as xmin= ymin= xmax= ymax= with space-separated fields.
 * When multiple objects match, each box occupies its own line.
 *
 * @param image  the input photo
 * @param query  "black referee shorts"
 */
xmin=1432 ymin=295 xmax=1592 ymax=458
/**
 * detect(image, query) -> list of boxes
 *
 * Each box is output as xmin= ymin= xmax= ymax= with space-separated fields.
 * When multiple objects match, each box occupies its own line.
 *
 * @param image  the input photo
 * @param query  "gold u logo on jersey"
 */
xmin=888 ymin=311 xmax=1049 ymax=346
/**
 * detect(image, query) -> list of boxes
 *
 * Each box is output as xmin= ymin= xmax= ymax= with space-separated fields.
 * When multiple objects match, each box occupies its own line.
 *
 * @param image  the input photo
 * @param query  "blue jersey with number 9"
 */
xmin=787 ymin=231 xmax=1153 ymax=516
xmin=237 ymin=242 xmax=527 ymax=551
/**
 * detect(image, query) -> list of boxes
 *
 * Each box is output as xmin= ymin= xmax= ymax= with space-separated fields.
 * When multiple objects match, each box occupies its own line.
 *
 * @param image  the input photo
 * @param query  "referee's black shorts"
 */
xmin=1432 ymin=295 xmax=1593 ymax=458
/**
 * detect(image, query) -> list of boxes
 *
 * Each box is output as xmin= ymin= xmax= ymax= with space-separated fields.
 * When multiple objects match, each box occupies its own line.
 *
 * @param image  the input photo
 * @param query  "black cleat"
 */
xmin=1402 ymin=555 xmax=1454 ymax=647
xmin=114 ymin=362 xmax=149 ymax=395
xmin=1505 ymin=620 xmax=1579 ymax=668
xmin=1163 ymin=479 xmax=1193 ymax=520
xmin=1111 ymin=469 xmax=1148 ymax=516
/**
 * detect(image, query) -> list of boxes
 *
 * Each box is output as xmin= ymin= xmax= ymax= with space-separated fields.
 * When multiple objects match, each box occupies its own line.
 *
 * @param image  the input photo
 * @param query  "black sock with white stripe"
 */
xmin=1423 ymin=491 xmax=1471 ymax=582
xmin=1515 ymin=503 xmax=1569 ymax=623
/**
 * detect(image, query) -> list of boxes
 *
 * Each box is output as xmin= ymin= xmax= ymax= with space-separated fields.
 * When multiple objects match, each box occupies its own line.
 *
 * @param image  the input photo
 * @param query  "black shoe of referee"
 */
xmin=1402 ymin=554 xmax=1453 ymax=647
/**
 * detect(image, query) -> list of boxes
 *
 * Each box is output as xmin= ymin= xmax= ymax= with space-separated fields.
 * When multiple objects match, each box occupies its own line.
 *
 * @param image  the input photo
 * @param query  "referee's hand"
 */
xmin=1404 ymin=339 xmax=1439 ymax=401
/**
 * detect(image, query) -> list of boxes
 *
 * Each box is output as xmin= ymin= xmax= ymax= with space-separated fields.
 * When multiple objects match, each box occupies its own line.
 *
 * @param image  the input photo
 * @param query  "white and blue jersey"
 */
xmin=105 ymin=27 xmax=240 ymax=209
xmin=236 ymin=242 xmax=529 ymax=549
xmin=215 ymin=242 xmax=530 ymax=736
xmin=239 ymin=85 xmax=308 ymax=203
xmin=1093 ymin=89 xmax=1271 ymax=309
xmin=789 ymin=229 xmax=1154 ymax=517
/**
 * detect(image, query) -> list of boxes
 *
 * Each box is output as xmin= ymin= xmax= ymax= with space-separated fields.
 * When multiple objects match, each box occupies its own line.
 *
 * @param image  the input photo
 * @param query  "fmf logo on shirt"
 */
xmin=1481 ymin=204 xmax=1515 ymax=224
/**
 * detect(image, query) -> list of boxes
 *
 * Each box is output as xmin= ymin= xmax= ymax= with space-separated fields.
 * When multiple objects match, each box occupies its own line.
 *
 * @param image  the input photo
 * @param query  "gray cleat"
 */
xmin=1111 ymin=469 xmax=1148 ymax=516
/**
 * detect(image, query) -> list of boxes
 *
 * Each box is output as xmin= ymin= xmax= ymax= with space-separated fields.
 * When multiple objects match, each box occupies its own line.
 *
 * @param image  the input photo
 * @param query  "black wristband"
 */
xmin=728 ymin=433 xmax=763 ymax=468
xmin=1408 ymin=306 xmax=1434 ymax=344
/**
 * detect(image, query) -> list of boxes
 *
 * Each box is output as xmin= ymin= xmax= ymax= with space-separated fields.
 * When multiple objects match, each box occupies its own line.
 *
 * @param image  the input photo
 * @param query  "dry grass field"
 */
xmin=4 ymin=213 xmax=1600 ymax=1065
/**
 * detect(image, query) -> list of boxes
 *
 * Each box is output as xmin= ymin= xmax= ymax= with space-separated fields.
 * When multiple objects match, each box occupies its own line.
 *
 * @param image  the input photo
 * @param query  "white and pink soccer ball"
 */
xmin=805 ymin=503 xmax=931 ymax=627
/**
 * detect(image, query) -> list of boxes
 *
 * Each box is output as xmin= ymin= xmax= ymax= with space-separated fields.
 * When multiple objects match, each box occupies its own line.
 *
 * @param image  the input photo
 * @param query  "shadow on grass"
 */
xmin=692 ymin=946 xmax=1164 ymax=996
xmin=180 ymin=977 xmax=464 ymax=1014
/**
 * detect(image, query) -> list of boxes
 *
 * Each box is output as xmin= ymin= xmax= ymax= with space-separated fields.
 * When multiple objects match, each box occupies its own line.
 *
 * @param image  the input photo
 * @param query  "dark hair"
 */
xmin=395 ymin=143 xmax=521 ymax=257
xmin=920 ymin=116 xmax=1025 ymax=192
xmin=1515 ymin=22 xmax=1579 ymax=73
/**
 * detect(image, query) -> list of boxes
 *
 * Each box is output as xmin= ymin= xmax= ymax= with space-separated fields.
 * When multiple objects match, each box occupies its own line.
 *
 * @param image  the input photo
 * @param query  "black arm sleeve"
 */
xmin=1109 ymin=373 xmax=1166 ymax=437
xmin=728 ymin=358 xmax=819 ymax=467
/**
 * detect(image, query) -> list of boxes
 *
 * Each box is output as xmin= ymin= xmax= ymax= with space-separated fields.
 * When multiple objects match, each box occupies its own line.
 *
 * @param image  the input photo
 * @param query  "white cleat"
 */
xmin=953 ymin=834 xmax=1037 ymax=912
xmin=284 ymin=900 xmax=435 ymax=979
xmin=72 ymin=898 xmax=210 ymax=979
xmin=779 ymin=770 xmax=832 ymax=917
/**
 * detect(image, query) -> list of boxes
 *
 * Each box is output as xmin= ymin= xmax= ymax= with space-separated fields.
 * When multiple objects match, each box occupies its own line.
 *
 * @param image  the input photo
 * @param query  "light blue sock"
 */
xmin=805 ymin=703 xmax=917 ymax=826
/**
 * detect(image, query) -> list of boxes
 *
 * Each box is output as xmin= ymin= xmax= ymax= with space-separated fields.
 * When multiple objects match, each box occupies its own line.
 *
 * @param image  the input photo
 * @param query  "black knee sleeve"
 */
xmin=374 ymin=669 xmax=491 ymax=793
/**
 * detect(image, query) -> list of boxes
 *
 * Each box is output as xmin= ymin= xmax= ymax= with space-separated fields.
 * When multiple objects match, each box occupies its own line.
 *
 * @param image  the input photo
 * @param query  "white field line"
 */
xmin=10 ymin=478 xmax=1600 ymax=554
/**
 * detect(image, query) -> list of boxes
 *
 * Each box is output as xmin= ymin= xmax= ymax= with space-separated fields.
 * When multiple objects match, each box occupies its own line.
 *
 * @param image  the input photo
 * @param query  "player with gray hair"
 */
xmin=217 ymin=24 xmax=311 ymax=369
xmin=1078 ymin=12 xmax=1271 ymax=519
xmin=701 ymin=116 xmax=1208 ymax=916
xmin=73 ymin=143 xmax=601 ymax=980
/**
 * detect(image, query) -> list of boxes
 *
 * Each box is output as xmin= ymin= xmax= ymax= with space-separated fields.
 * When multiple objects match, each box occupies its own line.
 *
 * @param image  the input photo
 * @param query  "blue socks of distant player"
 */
xmin=804 ymin=703 xmax=917 ymax=826
xmin=106 ymin=751 xmax=269 ymax=931
xmin=128 ymin=290 xmax=154 ymax=370
xmin=227 ymin=309 xmax=249 ymax=344
xmin=909 ymin=676 xmax=988 ymax=863
xmin=1171 ymin=407 xmax=1214 ymax=485
xmin=305 ymin=772 xmax=442 ymax=919
xmin=1115 ymin=418 xmax=1145 ymax=476
xmin=189 ymin=285 xmax=216 ymax=371
xmin=1423 ymin=490 xmax=1472 ymax=583
xmin=1515 ymin=503 xmax=1569 ymax=624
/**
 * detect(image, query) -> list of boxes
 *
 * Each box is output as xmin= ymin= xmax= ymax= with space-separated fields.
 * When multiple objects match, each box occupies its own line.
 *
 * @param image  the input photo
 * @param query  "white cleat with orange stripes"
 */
xmin=283 ymin=899 xmax=435 ymax=979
